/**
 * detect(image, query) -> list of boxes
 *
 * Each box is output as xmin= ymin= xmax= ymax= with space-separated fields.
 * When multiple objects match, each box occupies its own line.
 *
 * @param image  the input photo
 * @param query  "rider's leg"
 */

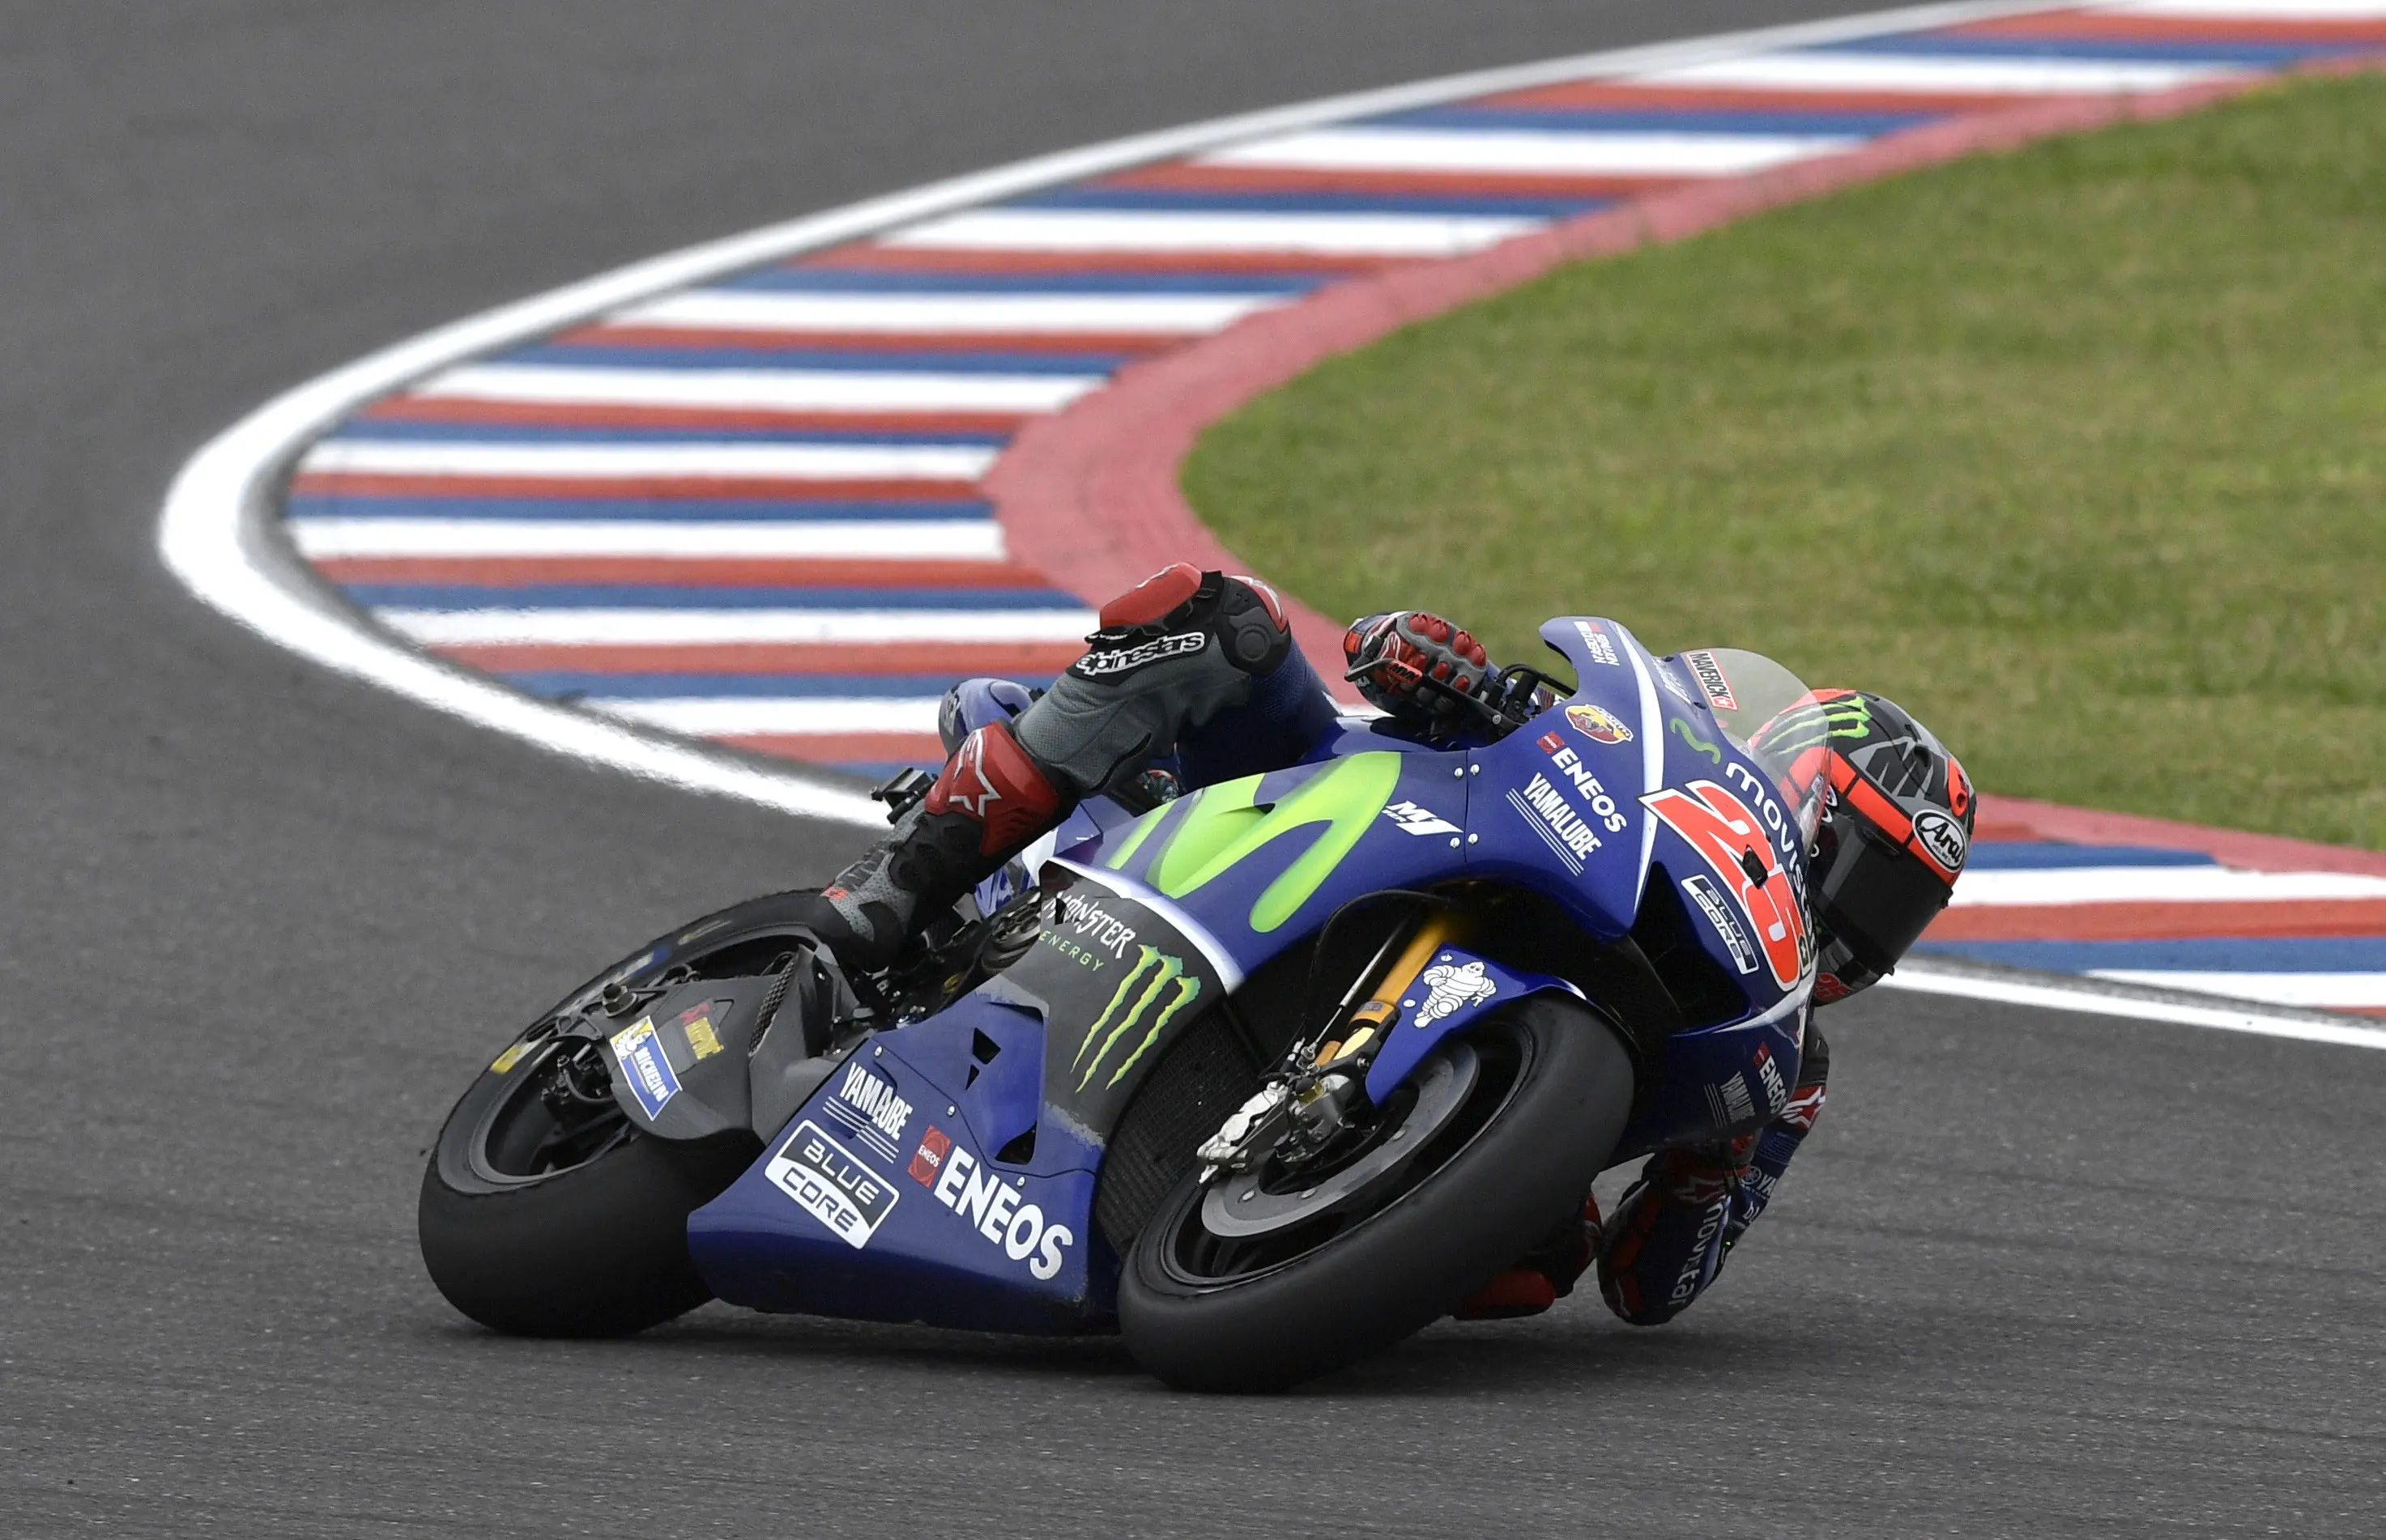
xmin=797 ymin=564 xmax=1322 ymax=969
xmin=1597 ymin=1026 xmax=1832 ymax=1326
xmin=1459 ymin=1027 xmax=1831 ymax=1322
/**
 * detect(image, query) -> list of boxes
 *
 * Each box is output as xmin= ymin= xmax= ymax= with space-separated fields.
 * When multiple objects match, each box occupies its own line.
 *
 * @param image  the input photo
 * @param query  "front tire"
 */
xmin=1118 ymin=995 xmax=1634 ymax=1392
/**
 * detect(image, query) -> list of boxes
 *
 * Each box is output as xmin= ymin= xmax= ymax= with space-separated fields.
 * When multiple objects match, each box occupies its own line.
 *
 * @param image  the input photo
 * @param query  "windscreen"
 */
xmin=1671 ymin=647 xmax=1830 ymax=847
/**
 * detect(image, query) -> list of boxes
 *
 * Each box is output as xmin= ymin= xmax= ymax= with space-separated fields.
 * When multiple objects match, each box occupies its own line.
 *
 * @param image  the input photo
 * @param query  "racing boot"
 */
xmin=797 ymin=717 xmax=1070 ymax=972
xmin=1455 ymin=1193 xmax=1604 ymax=1321
xmin=791 ymin=562 xmax=1316 ymax=972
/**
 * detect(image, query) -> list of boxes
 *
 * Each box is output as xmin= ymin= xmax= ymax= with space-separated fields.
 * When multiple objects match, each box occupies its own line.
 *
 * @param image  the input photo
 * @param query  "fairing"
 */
xmin=690 ymin=617 xmax=1825 ymax=1331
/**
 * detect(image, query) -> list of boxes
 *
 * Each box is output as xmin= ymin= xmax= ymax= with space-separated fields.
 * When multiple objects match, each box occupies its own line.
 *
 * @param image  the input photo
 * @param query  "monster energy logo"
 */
xmin=1072 ymin=945 xmax=1204 ymax=1091
xmin=1749 ymin=692 xmax=1872 ymax=757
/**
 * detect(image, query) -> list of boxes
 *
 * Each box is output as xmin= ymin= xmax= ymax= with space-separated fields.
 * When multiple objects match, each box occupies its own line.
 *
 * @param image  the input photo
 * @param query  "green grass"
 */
xmin=1185 ymin=74 xmax=2386 ymax=850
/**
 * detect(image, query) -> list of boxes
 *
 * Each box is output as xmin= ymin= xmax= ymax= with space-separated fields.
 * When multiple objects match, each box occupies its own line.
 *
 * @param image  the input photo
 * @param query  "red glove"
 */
xmin=1343 ymin=610 xmax=1492 ymax=733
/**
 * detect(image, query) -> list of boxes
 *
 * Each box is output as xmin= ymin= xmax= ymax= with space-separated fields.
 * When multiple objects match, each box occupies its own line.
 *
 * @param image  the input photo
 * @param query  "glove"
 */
xmin=1343 ymin=611 xmax=1492 ymax=734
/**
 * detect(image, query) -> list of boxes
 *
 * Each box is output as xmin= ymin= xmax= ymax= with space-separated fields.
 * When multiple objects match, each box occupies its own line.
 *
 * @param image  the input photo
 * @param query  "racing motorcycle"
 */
xmin=418 ymin=618 xmax=1826 ymax=1391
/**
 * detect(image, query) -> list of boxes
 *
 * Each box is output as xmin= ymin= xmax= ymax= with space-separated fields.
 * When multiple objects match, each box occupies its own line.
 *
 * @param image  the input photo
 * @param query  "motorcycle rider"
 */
xmin=786 ymin=563 xmax=1974 ymax=1328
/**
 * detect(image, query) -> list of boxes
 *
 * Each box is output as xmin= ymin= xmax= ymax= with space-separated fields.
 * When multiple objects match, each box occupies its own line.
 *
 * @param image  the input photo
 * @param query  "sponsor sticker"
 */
xmin=1642 ymin=780 xmax=1812 ymax=990
xmin=607 ymin=1018 xmax=681 ymax=1119
xmin=1572 ymin=619 xmax=1621 ymax=667
xmin=1752 ymin=1042 xmax=1789 ymax=1114
xmin=1381 ymin=799 xmax=1461 ymax=837
xmin=1912 ymin=807 xmax=1968 ymax=878
xmin=1072 ymin=947 xmax=1201 ymax=1092
xmin=1703 ymin=1072 xmax=1757 ymax=1128
xmin=1071 ymin=630 xmax=1206 ymax=679
xmin=1536 ymin=738 xmax=1630 ymax=833
xmin=927 ymin=1134 xmax=1075 ymax=1281
xmin=679 ymin=1004 xmax=724 ymax=1061
xmin=908 ymin=1124 xmax=953 ymax=1189
xmin=825 ymin=1060 xmax=914 ymax=1165
xmin=1411 ymin=959 xmax=1497 ymax=1027
xmin=1681 ymin=874 xmax=1759 ymax=976
xmin=1565 ymin=703 xmax=1634 ymax=746
xmin=766 ymin=1119 xmax=898 ymax=1250
xmin=1506 ymin=773 xmax=1604 ymax=874
xmin=1052 ymin=891 xmax=1138 ymax=961
xmin=1655 ymin=660 xmax=1698 ymax=707
xmin=1681 ymin=650 xmax=1738 ymax=713
xmin=489 ymin=1041 xmax=534 ymax=1075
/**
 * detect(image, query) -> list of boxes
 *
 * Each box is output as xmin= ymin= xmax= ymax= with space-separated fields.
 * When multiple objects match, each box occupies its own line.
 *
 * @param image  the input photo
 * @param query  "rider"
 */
xmin=787 ymin=563 xmax=1974 ymax=1329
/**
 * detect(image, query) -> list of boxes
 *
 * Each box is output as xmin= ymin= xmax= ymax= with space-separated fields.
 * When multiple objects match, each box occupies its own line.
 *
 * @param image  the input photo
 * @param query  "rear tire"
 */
xmin=1118 ymin=995 xmax=1634 ymax=1392
xmin=418 ymin=1037 xmax=760 ymax=1338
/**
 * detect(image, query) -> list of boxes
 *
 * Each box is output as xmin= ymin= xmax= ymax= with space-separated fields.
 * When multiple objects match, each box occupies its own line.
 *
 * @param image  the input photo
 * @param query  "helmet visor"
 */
xmin=1814 ymin=819 xmax=1954 ymax=974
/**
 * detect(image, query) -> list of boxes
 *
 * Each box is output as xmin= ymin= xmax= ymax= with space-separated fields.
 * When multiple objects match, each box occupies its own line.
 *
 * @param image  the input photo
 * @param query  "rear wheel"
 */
xmin=1118 ymin=994 xmax=1634 ymax=1392
xmin=418 ymin=1031 xmax=758 ymax=1337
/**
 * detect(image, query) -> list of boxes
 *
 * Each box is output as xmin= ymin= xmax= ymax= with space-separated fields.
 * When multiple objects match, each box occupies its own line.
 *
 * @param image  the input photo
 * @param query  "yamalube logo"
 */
xmin=825 ymin=1060 xmax=914 ymax=1163
xmin=1912 ymin=807 xmax=1968 ymax=878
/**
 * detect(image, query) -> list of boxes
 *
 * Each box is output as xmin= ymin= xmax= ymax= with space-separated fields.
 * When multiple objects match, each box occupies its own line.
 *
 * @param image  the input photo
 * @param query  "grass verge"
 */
xmin=1185 ymin=74 xmax=2386 ymax=849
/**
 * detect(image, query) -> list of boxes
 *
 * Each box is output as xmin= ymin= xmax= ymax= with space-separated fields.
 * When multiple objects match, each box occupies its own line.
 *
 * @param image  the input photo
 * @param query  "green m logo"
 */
xmin=1102 ymin=751 xmax=1404 ymax=933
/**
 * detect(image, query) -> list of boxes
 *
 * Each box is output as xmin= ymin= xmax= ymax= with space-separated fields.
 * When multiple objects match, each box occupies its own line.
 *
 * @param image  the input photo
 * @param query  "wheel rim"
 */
xmin=468 ymin=1033 xmax=636 ymax=1185
xmin=1154 ymin=1018 xmax=1534 ymax=1288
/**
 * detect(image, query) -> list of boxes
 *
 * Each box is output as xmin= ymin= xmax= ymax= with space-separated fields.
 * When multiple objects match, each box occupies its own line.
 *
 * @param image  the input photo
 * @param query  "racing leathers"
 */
xmin=790 ymin=562 xmax=1832 ymax=1328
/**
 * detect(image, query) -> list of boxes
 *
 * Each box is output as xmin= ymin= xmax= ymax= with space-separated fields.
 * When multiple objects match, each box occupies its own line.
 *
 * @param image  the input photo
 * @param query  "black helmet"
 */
xmin=1749 ymin=690 xmax=1973 ymax=1002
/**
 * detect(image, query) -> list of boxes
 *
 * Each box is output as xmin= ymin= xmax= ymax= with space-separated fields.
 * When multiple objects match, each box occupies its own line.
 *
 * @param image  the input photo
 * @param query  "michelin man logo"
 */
xmin=1412 ymin=959 xmax=1497 ymax=1027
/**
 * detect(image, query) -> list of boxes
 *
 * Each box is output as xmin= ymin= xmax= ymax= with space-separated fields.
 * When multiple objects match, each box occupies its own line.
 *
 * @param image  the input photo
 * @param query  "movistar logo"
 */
xmin=1103 ymin=751 xmax=1402 ymax=933
xmin=1073 ymin=945 xmax=1203 ymax=1091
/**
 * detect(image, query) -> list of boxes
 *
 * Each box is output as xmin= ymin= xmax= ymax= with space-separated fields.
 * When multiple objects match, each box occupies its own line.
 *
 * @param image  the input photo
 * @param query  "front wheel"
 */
xmin=1118 ymin=995 xmax=1634 ymax=1392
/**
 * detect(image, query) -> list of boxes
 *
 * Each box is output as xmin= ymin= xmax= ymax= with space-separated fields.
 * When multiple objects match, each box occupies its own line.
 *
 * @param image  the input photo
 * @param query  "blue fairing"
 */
xmin=691 ymin=616 xmax=1819 ymax=1331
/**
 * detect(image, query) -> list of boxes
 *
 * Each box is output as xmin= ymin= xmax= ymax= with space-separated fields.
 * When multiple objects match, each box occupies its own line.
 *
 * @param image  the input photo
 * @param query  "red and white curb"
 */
xmin=158 ymin=0 xmax=2386 ymax=1045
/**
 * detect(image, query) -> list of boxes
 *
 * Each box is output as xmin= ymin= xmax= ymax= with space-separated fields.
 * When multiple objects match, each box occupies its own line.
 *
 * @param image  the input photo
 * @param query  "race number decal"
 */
xmin=1642 ymin=780 xmax=1810 ymax=989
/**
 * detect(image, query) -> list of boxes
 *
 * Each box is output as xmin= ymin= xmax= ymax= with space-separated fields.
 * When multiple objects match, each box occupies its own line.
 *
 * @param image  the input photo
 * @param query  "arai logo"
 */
xmin=1913 ymin=808 xmax=1968 ymax=878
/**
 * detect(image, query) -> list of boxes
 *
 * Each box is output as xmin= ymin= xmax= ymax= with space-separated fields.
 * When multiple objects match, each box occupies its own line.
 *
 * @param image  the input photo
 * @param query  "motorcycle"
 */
xmin=418 ymin=617 xmax=1826 ymax=1391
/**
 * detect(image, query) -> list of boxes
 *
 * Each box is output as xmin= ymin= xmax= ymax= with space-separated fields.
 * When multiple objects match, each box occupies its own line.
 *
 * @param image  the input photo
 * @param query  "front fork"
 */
xmin=1196 ymin=907 xmax=1462 ymax=1181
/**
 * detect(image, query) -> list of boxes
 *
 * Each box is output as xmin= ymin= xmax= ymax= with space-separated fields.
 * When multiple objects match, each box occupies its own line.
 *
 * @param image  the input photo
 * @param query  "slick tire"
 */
xmin=1118 ymin=997 xmax=1633 ymax=1393
xmin=419 ymin=1112 xmax=758 ymax=1338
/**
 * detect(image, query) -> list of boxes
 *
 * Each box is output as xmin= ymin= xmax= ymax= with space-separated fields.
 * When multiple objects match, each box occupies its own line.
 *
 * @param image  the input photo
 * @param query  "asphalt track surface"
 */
xmin=4 ymin=3 xmax=2382 ymax=1535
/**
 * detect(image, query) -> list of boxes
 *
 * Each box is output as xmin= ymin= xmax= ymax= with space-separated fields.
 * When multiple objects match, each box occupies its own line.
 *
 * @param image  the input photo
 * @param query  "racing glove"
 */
xmin=1344 ymin=610 xmax=1493 ymax=735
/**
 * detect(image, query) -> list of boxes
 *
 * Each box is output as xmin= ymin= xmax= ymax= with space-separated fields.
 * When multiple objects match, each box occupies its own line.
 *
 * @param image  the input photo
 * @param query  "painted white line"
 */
xmin=288 ymin=517 xmax=1008 ymax=561
xmin=2087 ymin=969 xmax=2386 ymax=1008
xmin=300 ymin=439 xmax=999 ymax=483
xmin=2105 ymin=0 xmax=2386 ymax=17
xmin=1202 ymin=127 xmax=1860 ymax=177
xmin=614 ymin=289 xmax=1285 ymax=335
xmin=1632 ymin=52 xmax=2245 ymax=93
xmin=1882 ymin=962 xmax=2386 ymax=1050
xmin=149 ymin=2 xmax=2069 ymax=826
xmin=882 ymin=207 xmax=1545 ymax=257
xmin=1949 ymin=866 xmax=2386 ymax=905
xmin=377 ymin=606 xmax=1098 ymax=647
xmin=592 ymin=696 xmax=944 ymax=736
xmin=415 ymin=362 xmax=1100 ymax=415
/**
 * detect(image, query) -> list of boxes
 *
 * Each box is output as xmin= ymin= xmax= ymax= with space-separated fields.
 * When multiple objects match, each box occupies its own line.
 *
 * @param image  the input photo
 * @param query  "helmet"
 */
xmin=1749 ymin=690 xmax=1972 ymax=1002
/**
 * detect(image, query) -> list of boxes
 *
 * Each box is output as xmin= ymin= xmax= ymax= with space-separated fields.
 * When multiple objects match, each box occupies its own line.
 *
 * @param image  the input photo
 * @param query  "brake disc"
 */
xmin=1199 ymin=1042 xmax=1480 ymax=1240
